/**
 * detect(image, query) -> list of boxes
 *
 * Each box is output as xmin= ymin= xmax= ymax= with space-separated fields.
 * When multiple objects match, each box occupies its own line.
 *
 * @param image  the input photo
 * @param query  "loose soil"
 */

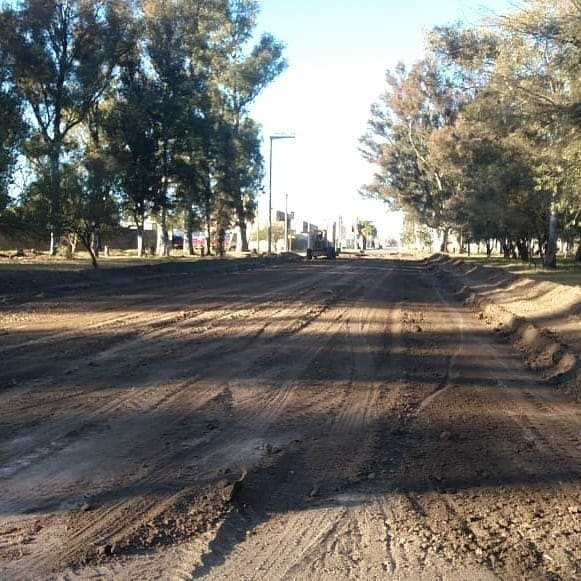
xmin=0 ymin=253 xmax=579 ymax=580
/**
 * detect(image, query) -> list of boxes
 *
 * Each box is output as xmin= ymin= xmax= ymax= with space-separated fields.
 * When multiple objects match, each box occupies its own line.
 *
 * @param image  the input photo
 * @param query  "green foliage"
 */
xmin=357 ymin=219 xmax=377 ymax=240
xmin=0 ymin=0 xmax=285 ymax=262
xmin=0 ymin=0 xmax=133 ymax=254
xmin=360 ymin=58 xmax=469 ymax=246
xmin=361 ymin=0 xmax=580 ymax=265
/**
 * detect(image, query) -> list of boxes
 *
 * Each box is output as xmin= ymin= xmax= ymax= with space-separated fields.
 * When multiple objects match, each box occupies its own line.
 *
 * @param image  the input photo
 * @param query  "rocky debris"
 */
xmin=219 ymin=467 xmax=247 ymax=503
xmin=307 ymin=485 xmax=320 ymax=498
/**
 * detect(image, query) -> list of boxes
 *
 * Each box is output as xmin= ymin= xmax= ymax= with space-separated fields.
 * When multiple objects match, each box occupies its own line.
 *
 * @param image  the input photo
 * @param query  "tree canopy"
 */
xmin=0 ymin=0 xmax=286 ymax=264
xmin=361 ymin=0 xmax=580 ymax=265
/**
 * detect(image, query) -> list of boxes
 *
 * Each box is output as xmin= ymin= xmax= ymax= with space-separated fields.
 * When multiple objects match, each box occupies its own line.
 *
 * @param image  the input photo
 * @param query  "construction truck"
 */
xmin=306 ymin=229 xmax=337 ymax=260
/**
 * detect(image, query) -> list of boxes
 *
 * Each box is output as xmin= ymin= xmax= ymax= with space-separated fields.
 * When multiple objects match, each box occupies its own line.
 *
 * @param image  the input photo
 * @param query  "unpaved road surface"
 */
xmin=0 ymin=254 xmax=579 ymax=580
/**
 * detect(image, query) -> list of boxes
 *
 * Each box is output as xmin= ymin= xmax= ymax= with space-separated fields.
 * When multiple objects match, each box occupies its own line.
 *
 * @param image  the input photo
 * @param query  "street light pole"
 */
xmin=268 ymin=133 xmax=295 ymax=255
xmin=284 ymin=193 xmax=288 ymax=252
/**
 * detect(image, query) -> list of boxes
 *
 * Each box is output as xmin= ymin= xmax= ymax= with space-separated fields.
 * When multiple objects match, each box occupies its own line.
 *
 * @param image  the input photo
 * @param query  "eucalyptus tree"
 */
xmin=426 ymin=25 xmax=547 ymax=259
xmin=116 ymin=0 xmax=284 ymax=258
xmin=211 ymin=113 xmax=263 ymax=253
xmin=157 ymin=0 xmax=233 ymax=257
xmin=430 ymin=0 xmax=580 ymax=265
xmin=141 ymin=0 xmax=196 ymax=257
xmin=63 ymin=125 xmax=121 ymax=267
xmin=453 ymin=84 xmax=554 ymax=260
xmin=0 ymin=23 xmax=26 ymax=222
xmin=169 ymin=0 xmax=221 ymax=256
xmin=168 ymin=0 xmax=285 ymax=255
xmin=360 ymin=59 xmax=467 ymax=251
xmin=0 ymin=0 xmax=132 ymax=254
xmin=211 ymin=0 xmax=286 ymax=252
xmin=104 ymin=47 xmax=160 ymax=258
xmin=490 ymin=0 xmax=580 ymax=266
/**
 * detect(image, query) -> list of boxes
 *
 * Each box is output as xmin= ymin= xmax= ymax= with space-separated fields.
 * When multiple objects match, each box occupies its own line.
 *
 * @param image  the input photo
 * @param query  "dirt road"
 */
xmin=0 ymin=255 xmax=579 ymax=580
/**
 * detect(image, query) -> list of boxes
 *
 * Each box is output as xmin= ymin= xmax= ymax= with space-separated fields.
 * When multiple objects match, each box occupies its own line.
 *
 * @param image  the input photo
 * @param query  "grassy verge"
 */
xmin=0 ymin=248 xmax=239 ymax=273
xmin=458 ymin=254 xmax=581 ymax=287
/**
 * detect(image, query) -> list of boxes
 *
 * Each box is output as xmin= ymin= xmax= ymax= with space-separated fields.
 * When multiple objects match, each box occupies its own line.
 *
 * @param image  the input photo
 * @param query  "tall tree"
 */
xmin=492 ymin=0 xmax=579 ymax=266
xmin=0 ymin=11 xmax=26 ymax=222
xmin=1 ymin=0 xmax=131 ymax=254
xmin=63 ymin=124 xmax=120 ymax=267
xmin=429 ymin=1 xmax=581 ymax=264
xmin=360 ymin=59 xmax=467 ymax=251
xmin=213 ymin=0 xmax=286 ymax=252
xmin=105 ymin=46 xmax=160 ymax=258
xmin=171 ymin=0 xmax=223 ymax=256
xmin=142 ymin=0 xmax=193 ymax=257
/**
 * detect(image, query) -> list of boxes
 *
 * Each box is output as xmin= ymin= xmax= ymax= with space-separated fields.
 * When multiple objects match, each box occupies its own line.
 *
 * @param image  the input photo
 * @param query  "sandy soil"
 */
xmin=0 ymin=253 xmax=579 ymax=580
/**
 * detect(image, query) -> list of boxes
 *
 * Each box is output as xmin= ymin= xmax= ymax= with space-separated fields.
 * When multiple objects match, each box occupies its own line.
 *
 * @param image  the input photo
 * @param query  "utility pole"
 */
xmin=284 ymin=193 xmax=288 ymax=252
xmin=268 ymin=133 xmax=295 ymax=255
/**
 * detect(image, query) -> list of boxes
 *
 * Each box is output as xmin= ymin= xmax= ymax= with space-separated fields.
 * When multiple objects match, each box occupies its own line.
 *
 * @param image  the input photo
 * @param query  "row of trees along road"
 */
xmin=0 ymin=0 xmax=286 ymax=267
xmin=361 ymin=0 xmax=580 ymax=267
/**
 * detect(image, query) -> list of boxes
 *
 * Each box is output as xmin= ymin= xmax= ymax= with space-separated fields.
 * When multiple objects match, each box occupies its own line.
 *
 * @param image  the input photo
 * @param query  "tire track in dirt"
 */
xmin=0 ymin=271 xmax=310 ymax=571
xmin=374 ymin=261 xmax=581 ymax=580
xmin=234 ymin=258 xmax=580 ymax=581
xmin=72 ymin=265 xmax=376 ymax=568
xmin=0 ymin=265 xmax=344 ymax=451
xmin=2 ymin=257 xmax=580 ymax=580
xmin=0 ymin=269 xmax=340 ymax=404
xmin=189 ymin=260 xmax=406 ymax=579
xmin=0 ymin=264 xmax=326 ymax=359
xmin=60 ymin=257 xmax=581 ymax=579
xmin=1 ymin=261 xmax=379 ymax=577
xmin=178 ymin=258 xmax=581 ymax=579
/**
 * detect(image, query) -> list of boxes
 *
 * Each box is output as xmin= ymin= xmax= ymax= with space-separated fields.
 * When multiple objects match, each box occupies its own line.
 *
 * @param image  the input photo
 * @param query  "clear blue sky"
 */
xmin=250 ymin=0 xmax=513 ymax=238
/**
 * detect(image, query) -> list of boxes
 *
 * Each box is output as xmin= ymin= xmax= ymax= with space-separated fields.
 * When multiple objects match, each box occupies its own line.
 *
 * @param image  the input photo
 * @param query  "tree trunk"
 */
xmin=156 ymin=208 xmax=169 ymax=257
xmin=439 ymin=228 xmax=449 ymax=253
xmin=217 ymin=228 xmax=225 ymax=258
xmin=79 ymin=230 xmax=99 ymax=269
xmin=516 ymin=237 xmax=529 ymax=261
xmin=543 ymin=202 xmax=558 ymax=268
xmin=48 ymin=104 xmax=64 ymax=256
xmin=49 ymin=231 xmax=57 ymax=256
xmin=203 ymin=175 xmax=213 ymax=256
xmin=239 ymin=221 xmax=249 ymax=252
xmin=87 ymin=244 xmax=99 ymax=269
xmin=136 ymin=221 xmax=145 ymax=257
xmin=48 ymin=194 xmax=62 ymax=257
xmin=500 ymin=239 xmax=513 ymax=259
xmin=183 ymin=189 xmax=194 ymax=256
xmin=205 ymin=215 xmax=212 ymax=256
xmin=90 ymin=229 xmax=100 ymax=259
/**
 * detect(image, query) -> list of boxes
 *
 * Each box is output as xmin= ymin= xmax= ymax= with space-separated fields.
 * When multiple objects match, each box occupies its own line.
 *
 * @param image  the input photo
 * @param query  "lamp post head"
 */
xmin=270 ymin=133 xmax=296 ymax=142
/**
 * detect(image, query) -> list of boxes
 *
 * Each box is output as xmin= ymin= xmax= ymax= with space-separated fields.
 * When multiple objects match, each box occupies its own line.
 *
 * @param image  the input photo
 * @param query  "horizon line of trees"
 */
xmin=0 ymin=0 xmax=286 ymax=267
xmin=360 ymin=0 xmax=580 ymax=267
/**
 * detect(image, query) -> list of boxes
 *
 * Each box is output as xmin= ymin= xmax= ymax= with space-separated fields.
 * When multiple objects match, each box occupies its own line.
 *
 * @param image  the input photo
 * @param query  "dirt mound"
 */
xmin=429 ymin=254 xmax=580 ymax=395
